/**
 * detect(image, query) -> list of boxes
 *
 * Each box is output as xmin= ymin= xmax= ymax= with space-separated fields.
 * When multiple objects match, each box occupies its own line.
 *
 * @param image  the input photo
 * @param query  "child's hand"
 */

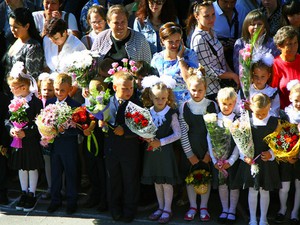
xmin=98 ymin=120 xmax=107 ymax=128
xmin=261 ymin=151 xmax=271 ymax=161
xmin=82 ymin=88 xmax=89 ymax=98
xmin=0 ymin=147 xmax=7 ymax=156
xmin=143 ymin=138 xmax=152 ymax=143
xmin=288 ymin=157 xmax=298 ymax=164
xmin=214 ymin=163 xmax=221 ymax=170
xmin=222 ymin=162 xmax=231 ymax=170
xmin=15 ymin=130 xmax=25 ymax=139
xmin=148 ymin=139 xmax=161 ymax=149
xmin=243 ymin=100 xmax=251 ymax=111
xmin=114 ymin=125 xmax=124 ymax=136
xmin=202 ymin=153 xmax=211 ymax=164
xmin=188 ymin=155 xmax=200 ymax=165
xmin=83 ymin=129 xmax=91 ymax=136
xmin=244 ymin=157 xmax=253 ymax=165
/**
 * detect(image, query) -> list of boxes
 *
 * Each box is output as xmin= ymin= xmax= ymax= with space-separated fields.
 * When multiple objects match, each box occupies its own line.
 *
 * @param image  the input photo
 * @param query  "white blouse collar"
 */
xmin=16 ymin=92 xmax=33 ymax=102
xmin=252 ymin=113 xmax=271 ymax=126
xmin=250 ymin=84 xmax=277 ymax=97
xmin=187 ymin=98 xmax=211 ymax=115
xmin=150 ymin=105 xmax=170 ymax=127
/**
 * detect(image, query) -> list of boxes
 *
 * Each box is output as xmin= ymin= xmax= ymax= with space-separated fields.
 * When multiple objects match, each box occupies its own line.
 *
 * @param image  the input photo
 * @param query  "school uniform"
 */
xmin=104 ymin=95 xmax=140 ymax=220
xmin=46 ymin=96 xmax=80 ymax=209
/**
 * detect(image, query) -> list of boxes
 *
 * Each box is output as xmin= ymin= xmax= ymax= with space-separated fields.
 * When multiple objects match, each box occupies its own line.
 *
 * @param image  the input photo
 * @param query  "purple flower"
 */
xmin=117 ymin=66 xmax=123 ymax=71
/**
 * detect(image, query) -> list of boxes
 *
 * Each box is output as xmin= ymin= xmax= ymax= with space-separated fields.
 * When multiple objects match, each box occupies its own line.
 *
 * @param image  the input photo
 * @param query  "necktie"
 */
xmin=118 ymin=99 xmax=123 ymax=106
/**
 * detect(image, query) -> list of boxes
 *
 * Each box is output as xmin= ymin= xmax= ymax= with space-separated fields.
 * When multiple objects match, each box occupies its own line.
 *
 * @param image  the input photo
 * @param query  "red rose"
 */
xmin=134 ymin=118 xmax=140 ymax=124
xmin=82 ymin=124 xmax=89 ymax=130
xmin=194 ymin=173 xmax=202 ymax=180
xmin=147 ymin=146 xmax=153 ymax=151
xmin=276 ymin=134 xmax=281 ymax=139
xmin=125 ymin=112 xmax=132 ymax=118
xmin=80 ymin=115 xmax=87 ymax=123
xmin=89 ymin=114 xmax=95 ymax=120
xmin=292 ymin=134 xmax=298 ymax=141
xmin=141 ymin=119 xmax=149 ymax=127
xmin=277 ymin=140 xmax=282 ymax=146
xmin=72 ymin=114 xmax=80 ymax=123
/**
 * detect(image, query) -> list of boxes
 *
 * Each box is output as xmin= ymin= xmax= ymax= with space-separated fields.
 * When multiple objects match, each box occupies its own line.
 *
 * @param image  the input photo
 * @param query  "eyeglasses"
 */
xmin=149 ymin=0 xmax=166 ymax=5
xmin=90 ymin=20 xmax=105 ymax=25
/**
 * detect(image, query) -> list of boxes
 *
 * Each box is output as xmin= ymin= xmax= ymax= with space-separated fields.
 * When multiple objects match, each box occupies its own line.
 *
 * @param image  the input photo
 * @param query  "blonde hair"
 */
xmin=142 ymin=83 xmax=176 ymax=109
xmin=54 ymin=73 xmax=72 ymax=86
xmin=89 ymin=77 xmax=107 ymax=92
xmin=186 ymin=65 xmax=206 ymax=88
xmin=251 ymin=93 xmax=271 ymax=109
xmin=289 ymin=83 xmax=300 ymax=96
xmin=38 ymin=77 xmax=54 ymax=92
xmin=106 ymin=4 xmax=129 ymax=22
xmin=217 ymin=87 xmax=237 ymax=102
xmin=113 ymin=71 xmax=135 ymax=86
xmin=7 ymin=75 xmax=31 ymax=87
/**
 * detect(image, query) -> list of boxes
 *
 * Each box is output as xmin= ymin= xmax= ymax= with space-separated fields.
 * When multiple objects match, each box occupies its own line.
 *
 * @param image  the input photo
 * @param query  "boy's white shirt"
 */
xmin=207 ymin=112 xmax=239 ymax=165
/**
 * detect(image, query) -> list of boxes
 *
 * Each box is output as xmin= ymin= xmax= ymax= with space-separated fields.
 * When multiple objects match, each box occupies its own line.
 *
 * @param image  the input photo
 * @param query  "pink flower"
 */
xmin=129 ymin=60 xmax=135 ymax=66
xmin=242 ymin=51 xmax=251 ymax=61
xmin=244 ymin=44 xmax=251 ymax=52
xmin=117 ymin=66 xmax=123 ymax=71
xmin=122 ymin=68 xmax=128 ymax=72
xmin=121 ymin=58 xmax=129 ymax=63
xmin=108 ymin=68 xmax=116 ymax=75
xmin=112 ymin=62 xmax=119 ymax=68
xmin=131 ymin=66 xmax=138 ymax=72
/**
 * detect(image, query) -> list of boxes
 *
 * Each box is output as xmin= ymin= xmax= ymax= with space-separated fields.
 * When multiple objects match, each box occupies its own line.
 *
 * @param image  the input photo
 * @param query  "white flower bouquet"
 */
xmin=230 ymin=111 xmax=259 ymax=177
xmin=67 ymin=50 xmax=99 ymax=88
xmin=204 ymin=113 xmax=232 ymax=184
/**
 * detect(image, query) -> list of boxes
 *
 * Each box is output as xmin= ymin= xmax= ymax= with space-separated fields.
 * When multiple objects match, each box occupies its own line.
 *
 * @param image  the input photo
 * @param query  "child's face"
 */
xmin=248 ymin=19 xmax=264 ymax=38
xmin=252 ymin=67 xmax=270 ymax=90
xmin=251 ymin=104 xmax=270 ymax=120
xmin=135 ymin=75 xmax=143 ymax=90
xmin=290 ymin=92 xmax=300 ymax=111
xmin=9 ymin=83 xmax=30 ymax=97
xmin=188 ymin=80 xmax=206 ymax=102
xmin=40 ymin=82 xmax=54 ymax=100
xmin=150 ymin=88 xmax=169 ymax=112
xmin=54 ymin=82 xmax=72 ymax=101
xmin=218 ymin=99 xmax=236 ymax=116
xmin=113 ymin=80 xmax=134 ymax=100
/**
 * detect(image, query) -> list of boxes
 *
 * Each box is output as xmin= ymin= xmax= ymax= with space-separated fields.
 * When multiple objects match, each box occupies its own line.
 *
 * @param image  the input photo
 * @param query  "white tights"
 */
xmin=248 ymin=187 xmax=269 ymax=224
xmin=19 ymin=169 xmax=39 ymax=196
xmin=154 ymin=183 xmax=173 ymax=216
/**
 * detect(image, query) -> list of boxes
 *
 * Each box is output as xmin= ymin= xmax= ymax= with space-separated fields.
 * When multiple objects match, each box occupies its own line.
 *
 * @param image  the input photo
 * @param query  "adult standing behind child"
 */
xmin=7 ymin=63 xmax=44 ymax=212
xmin=98 ymin=71 xmax=141 ymax=223
xmin=141 ymin=75 xmax=181 ymax=224
xmin=233 ymin=93 xmax=281 ymax=225
xmin=46 ymin=73 xmax=81 ymax=215
xmin=179 ymin=67 xmax=218 ymax=222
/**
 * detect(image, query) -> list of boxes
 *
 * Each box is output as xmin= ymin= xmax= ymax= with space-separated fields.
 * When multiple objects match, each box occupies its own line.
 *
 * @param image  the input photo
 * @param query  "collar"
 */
xmin=150 ymin=105 xmax=170 ymax=127
xmin=213 ymin=1 xmax=224 ymax=16
xmin=252 ymin=113 xmax=271 ymax=125
xmin=16 ymin=92 xmax=33 ymax=102
xmin=218 ymin=111 xmax=235 ymax=121
xmin=187 ymin=98 xmax=211 ymax=115
xmin=56 ymin=96 xmax=68 ymax=103
xmin=250 ymin=84 xmax=277 ymax=97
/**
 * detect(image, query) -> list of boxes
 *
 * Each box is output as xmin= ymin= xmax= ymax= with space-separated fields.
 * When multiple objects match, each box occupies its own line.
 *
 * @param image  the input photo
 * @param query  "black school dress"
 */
xmin=10 ymin=94 xmax=44 ymax=170
xmin=232 ymin=116 xmax=281 ymax=191
xmin=141 ymin=107 xmax=181 ymax=185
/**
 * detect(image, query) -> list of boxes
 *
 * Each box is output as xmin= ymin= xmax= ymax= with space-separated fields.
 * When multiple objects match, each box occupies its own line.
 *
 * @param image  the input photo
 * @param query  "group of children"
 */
xmin=1 ymin=54 xmax=300 ymax=225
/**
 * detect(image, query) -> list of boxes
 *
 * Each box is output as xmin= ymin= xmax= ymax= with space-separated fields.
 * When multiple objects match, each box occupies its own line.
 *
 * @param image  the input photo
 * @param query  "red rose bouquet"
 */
xmin=264 ymin=120 xmax=300 ymax=162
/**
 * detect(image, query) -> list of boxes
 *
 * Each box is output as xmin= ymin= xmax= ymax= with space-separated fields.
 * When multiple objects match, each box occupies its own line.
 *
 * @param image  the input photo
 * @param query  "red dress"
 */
xmin=271 ymin=54 xmax=300 ymax=109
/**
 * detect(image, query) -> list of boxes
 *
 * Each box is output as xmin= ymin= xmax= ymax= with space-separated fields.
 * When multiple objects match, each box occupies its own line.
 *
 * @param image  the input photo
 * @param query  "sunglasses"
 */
xmin=149 ymin=0 xmax=166 ymax=5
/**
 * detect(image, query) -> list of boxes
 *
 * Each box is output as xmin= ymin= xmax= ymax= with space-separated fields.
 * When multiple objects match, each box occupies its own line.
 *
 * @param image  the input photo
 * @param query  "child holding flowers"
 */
xmin=7 ymin=62 xmax=44 ymax=212
xmin=141 ymin=75 xmax=181 ymax=224
xmin=37 ymin=73 xmax=55 ymax=199
xmin=273 ymin=80 xmax=300 ymax=224
xmin=233 ymin=93 xmax=281 ymax=225
xmin=179 ymin=67 xmax=218 ymax=222
xmin=207 ymin=87 xmax=240 ymax=224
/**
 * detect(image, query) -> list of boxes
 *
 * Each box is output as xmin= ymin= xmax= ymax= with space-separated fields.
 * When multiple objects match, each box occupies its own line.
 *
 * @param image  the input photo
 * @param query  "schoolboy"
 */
xmin=99 ymin=71 xmax=140 ymax=223
xmin=46 ymin=73 xmax=81 ymax=215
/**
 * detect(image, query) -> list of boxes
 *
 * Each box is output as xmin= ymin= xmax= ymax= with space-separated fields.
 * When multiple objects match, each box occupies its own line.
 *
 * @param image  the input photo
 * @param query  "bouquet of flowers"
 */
xmin=230 ymin=111 xmax=259 ymax=177
xmin=264 ymin=120 xmax=300 ymax=162
xmin=72 ymin=106 xmax=99 ymax=156
xmin=105 ymin=58 xmax=138 ymax=83
xmin=203 ymin=113 xmax=232 ymax=184
xmin=8 ymin=98 xmax=29 ymax=149
xmin=239 ymin=28 xmax=263 ymax=100
xmin=185 ymin=169 xmax=212 ymax=195
xmin=125 ymin=101 xmax=158 ymax=150
xmin=85 ymin=87 xmax=111 ymax=132
xmin=36 ymin=102 xmax=75 ymax=147
xmin=67 ymin=50 xmax=98 ymax=88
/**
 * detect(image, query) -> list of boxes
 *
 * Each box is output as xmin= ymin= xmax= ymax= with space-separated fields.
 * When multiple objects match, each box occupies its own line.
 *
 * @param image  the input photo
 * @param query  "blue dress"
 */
xmin=151 ymin=48 xmax=198 ymax=107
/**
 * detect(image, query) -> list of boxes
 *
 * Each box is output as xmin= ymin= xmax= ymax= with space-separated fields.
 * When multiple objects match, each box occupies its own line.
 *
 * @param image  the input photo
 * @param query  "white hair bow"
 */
xmin=141 ymin=75 xmax=176 ymax=89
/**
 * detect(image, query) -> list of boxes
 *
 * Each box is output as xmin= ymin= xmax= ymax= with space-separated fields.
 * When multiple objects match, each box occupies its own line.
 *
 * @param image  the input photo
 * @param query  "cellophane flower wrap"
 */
xmin=8 ymin=98 xmax=29 ymax=149
xmin=203 ymin=113 xmax=232 ymax=185
xmin=67 ymin=50 xmax=98 ymax=88
xmin=239 ymin=28 xmax=262 ymax=101
xmin=36 ymin=102 xmax=75 ymax=146
xmin=264 ymin=120 xmax=300 ymax=162
xmin=125 ymin=101 xmax=158 ymax=150
xmin=230 ymin=111 xmax=259 ymax=177
xmin=85 ymin=87 xmax=111 ymax=132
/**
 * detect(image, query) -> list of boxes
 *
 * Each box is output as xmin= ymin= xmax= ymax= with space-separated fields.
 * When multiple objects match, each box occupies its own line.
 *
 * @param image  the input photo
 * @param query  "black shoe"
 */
xmin=290 ymin=218 xmax=299 ymax=225
xmin=16 ymin=192 xmax=27 ymax=211
xmin=0 ymin=195 xmax=8 ymax=205
xmin=47 ymin=203 xmax=62 ymax=213
xmin=274 ymin=213 xmax=285 ymax=223
xmin=217 ymin=212 xmax=228 ymax=224
xmin=83 ymin=199 xmax=99 ymax=208
xmin=23 ymin=192 xmax=37 ymax=212
xmin=123 ymin=215 xmax=134 ymax=223
xmin=66 ymin=204 xmax=77 ymax=215
xmin=97 ymin=202 xmax=108 ymax=212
